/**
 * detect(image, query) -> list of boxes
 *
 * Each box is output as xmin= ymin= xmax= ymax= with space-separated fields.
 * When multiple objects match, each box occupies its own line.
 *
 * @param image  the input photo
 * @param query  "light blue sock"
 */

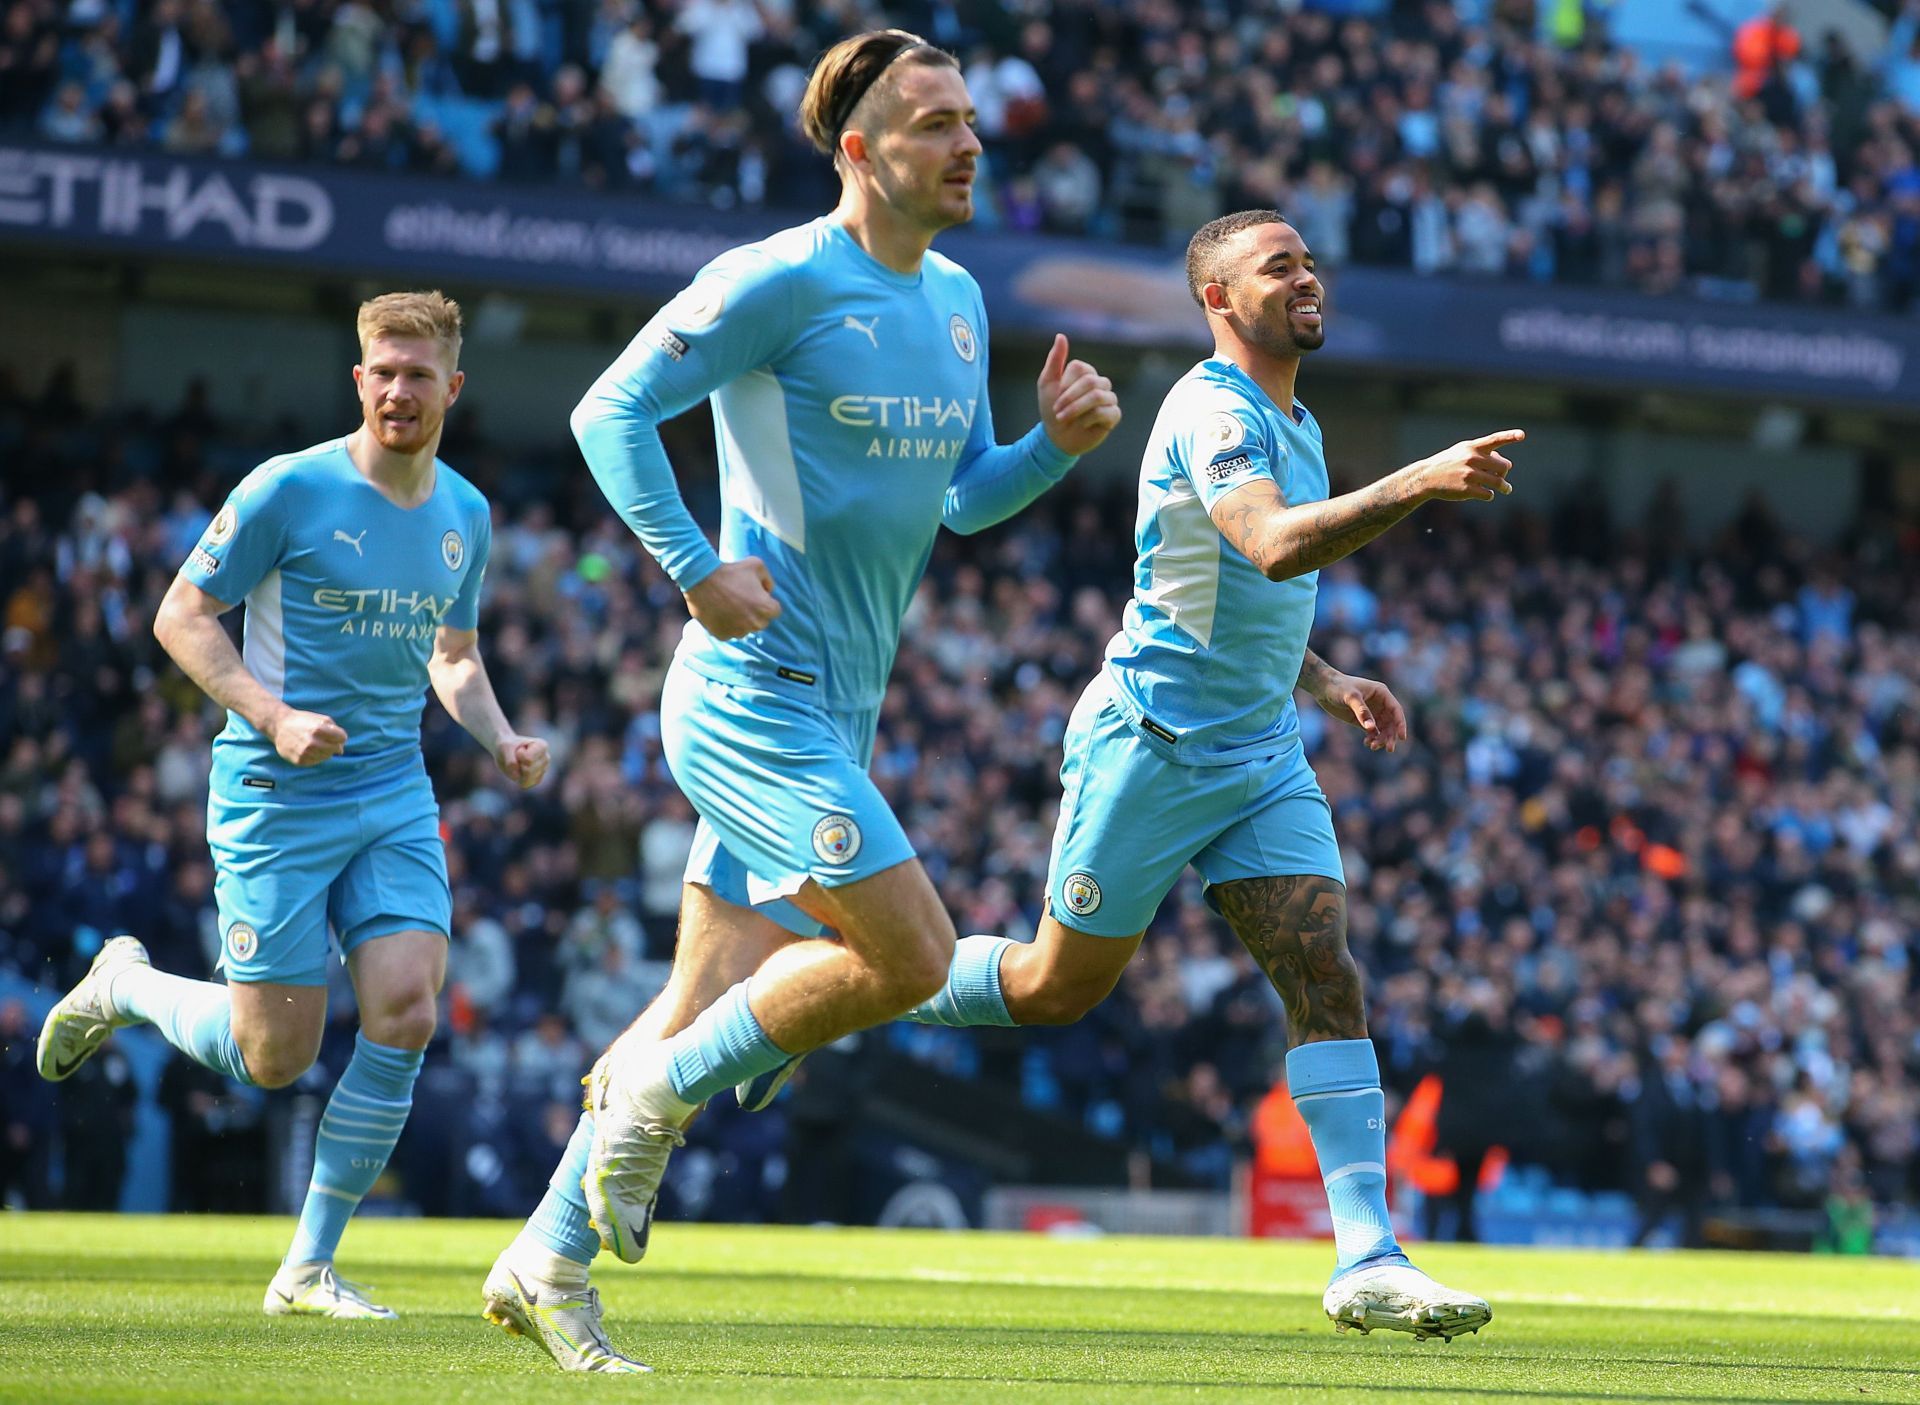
xmin=665 ymin=982 xmax=793 ymax=1105
xmin=525 ymin=1111 xmax=601 ymax=1266
xmin=903 ymin=935 xmax=1016 ymax=1027
xmin=106 ymin=964 xmax=255 ymax=1085
xmin=285 ymin=1033 xmax=422 ymax=1267
xmin=1287 ymin=1038 xmax=1408 ymax=1279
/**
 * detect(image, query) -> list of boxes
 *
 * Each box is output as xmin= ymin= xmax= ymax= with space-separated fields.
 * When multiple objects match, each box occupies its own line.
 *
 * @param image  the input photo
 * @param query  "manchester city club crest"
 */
xmin=442 ymin=529 xmax=464 ymax=570
xmin=949 ymin=313 xmax=977 ymax=363
xmin=227 ymin=922 xmax=258 ymax=962
xmin=812 ymin=813 xmax=863 ymax=865
xmin=1062 ymin=871 xmax=1102 ymax=916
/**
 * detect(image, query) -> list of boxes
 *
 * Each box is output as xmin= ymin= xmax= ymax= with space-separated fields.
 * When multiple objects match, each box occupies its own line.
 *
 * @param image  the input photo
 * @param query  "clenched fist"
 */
xmin=685 ymin=557 xmax=782 ymax=640
xmin=495 ymin=735 xmax=550 ymax=788
xmin=269 ymin=708 xmax=347 ymax=766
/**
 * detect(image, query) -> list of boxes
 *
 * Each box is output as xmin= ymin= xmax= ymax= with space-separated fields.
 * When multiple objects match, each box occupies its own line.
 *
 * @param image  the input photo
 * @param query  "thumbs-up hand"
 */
xmin=1037 ymin=333 xmax=1121 ymax=457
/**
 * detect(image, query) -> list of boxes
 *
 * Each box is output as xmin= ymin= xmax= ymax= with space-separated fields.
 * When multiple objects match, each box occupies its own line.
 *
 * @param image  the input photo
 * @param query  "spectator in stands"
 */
xmin=562 ymin=939 xmax=669 ymax=1052
xmin=128 ymin=0 xmax=189 ymax=120
xmin=1032 ymin=141 xmax=1103 ymax=235
xmin=448 ymin=888 xmax=518 ymax=1024
xmin=1773 ymin=1075 xmax=1848 ymax=1208
xmin=159 ymin=1055 xmax=266 ymax=1213
xmin=38 ymin=80 xmax=100 ymax=144
xmin=1428 ymin=984 xmax=1517 ymax=1242
xmin=1627 ymin=1036 xmax=1714 ymax=1248
xmin=638 ymin=792 xmax=696 ymax=953
xmin=599 ymin=9 xmax=661 ymax=121
xmin=0 ymin=996 xmax=51 ymax=1207
xmin=54 ymin=1038 xmax=134 ymax=1210
xmin=234 ymin=38 xmax=302 ymax=160
xmin=560 ymin=882 xmax=643 ymax=979
xmin=679 ymin=0 xmax=762 ymax=109
xmin=509 ymin=1011 xmax=587 ymax=1104
xmin=492 ymin=79 xmax=558 ymax=181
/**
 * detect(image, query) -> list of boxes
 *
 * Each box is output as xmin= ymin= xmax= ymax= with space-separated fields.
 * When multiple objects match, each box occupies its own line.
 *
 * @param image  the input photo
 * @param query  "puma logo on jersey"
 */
xmin=333 ymin=528 xmax=367 ymax=556
xmin=842 ymin=314 xmax=879 ymax=348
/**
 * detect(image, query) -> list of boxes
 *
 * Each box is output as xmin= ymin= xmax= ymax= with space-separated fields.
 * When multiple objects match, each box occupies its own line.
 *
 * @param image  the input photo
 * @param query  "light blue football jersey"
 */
xmin=573 ymin=216 xmax=1075 ymax=712
xmin=1102 ymin=358 xmax=1329 ymax=764
xmin=178 ymin=438 xmax=491 ymax=785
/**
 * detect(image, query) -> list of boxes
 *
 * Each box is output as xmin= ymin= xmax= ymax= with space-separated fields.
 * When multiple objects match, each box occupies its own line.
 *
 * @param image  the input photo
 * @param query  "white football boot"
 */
xmin=481 ymin=1251 xmax=650 ymax=1373
xmin=1323 ymin=1260 xmax=1491 ymax=1342
xmin=264 ymin=1262 xmax=398 ymax=1319
xmin=36 ymin=935 xmax=149 ymax=1081
xmin=580 ymin=1047 xmax=692 ymax=1264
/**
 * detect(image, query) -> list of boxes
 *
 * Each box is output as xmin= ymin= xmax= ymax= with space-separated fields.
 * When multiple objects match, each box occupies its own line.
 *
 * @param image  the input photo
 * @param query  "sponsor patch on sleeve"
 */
xmin=188 ymin=546 xmax=222 ymax=574
xmin=654 ymin=328 xmax=690 ymax=361
xmin=1205 ymin=453 xmax=1256 ymax=484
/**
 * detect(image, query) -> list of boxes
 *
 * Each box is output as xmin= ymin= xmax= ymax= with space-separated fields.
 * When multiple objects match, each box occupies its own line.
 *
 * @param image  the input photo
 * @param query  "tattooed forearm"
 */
xmin=1297 ymin=648 xmax=1338 ymax=702
xmin=1210 ymin=471 xmax=1425 ymax=582
xmin=1213 ymin=874 xmax=1368 ymax=1046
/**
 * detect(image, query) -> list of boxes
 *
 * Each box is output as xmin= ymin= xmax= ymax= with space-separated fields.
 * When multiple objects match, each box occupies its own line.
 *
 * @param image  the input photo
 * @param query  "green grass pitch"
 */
xmin=2 ymin=1214 xmax=1916 ymax=1403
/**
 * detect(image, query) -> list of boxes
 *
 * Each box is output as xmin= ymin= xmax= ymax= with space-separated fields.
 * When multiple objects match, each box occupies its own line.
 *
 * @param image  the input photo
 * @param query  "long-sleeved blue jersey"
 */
xmin=572 ymin=216 xmax=1076 ymax=711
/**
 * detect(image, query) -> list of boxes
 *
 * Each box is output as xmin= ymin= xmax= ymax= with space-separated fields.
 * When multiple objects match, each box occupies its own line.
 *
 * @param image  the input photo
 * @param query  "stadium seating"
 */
xmin=9 ymin=1 xmax=1920 ymax=307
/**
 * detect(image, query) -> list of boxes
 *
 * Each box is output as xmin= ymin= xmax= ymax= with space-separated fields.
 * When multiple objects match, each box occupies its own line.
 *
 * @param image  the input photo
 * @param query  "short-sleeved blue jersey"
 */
xmin=1102 ymin=358 xmax=1329 ymax=764
xmin=574 ymin=216 xmax=1075 ymax=712
xmin=178 ymin=438 xmax=491 ymax=785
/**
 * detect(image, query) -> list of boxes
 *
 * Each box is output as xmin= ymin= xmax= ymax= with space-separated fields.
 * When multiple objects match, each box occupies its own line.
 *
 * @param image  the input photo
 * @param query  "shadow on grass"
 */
xmin=5 ymin=1252 xmax=1914 ymax=1400
xmin=11 ymin=1307 xmax=1908 ymax=1391
xmin=701 ymin=1368 xmax=1904 ymax=1405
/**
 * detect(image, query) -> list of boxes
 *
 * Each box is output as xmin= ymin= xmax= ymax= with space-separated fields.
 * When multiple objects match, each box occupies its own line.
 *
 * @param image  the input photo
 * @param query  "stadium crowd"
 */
xmin=0 ymin=366 xmax=1915 ymax=1245
xmin=6 ymin=0 xmax=1920 ymax=309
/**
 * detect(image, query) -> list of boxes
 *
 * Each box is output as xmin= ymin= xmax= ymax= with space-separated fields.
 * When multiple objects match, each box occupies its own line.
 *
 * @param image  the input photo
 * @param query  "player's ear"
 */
xmin=839 ymin=128 xmax=868 ymax=170
xmin=1203 ymin=282 xmax=1231 ymax=316
xmin=445 ymin=369 xmax=465 ymax=405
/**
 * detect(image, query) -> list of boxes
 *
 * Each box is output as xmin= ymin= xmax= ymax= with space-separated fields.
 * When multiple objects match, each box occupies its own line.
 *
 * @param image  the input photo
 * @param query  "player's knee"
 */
xmin=362 ymin=989 xmax=438 ymax=1050
xmin=878 ymin=930 xmax=954 ymax=1011
xmin=239 ymin=1042 xmax=316 ymax=1090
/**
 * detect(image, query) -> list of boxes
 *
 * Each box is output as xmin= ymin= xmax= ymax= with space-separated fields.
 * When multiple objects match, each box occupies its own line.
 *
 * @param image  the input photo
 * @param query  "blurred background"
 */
xmin=1 ymin=0 xmax=1916 ymax=1257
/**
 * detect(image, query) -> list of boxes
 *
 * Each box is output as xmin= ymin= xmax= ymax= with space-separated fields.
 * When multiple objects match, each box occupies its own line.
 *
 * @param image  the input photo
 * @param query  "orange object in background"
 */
xmin=1022 ymin=1204 xmax=1094 ymax=1234
xmin=1248 ymin=1073 xmax=1505 ymax=1237
xmin=1391 ymin=1074 xmax=1511 ymax=1197
xmin=1250 ymin=1079 xmax=1320 ymax=1176
xmin=1390 ymin=1073 xmax=1457 ymax=1195
xmin=1248 ymin=1079 xmax=1331 ymax=1238
xmin=1643 ymin=842 xmax=1688 ymax=879
xmin=1732 ymin=13 xmax=1800 ymax=99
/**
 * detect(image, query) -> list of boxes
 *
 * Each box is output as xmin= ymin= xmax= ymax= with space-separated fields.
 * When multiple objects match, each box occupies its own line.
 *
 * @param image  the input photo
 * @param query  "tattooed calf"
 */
xmin=1212 ymin=874 xmax=1367 ymax=1046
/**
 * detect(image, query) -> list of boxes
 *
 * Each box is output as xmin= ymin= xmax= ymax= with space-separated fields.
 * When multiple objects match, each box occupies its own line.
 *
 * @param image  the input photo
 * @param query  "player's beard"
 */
xmin=1250 ymin=296 xmax=1324 ymax=356
xmin=368 ymin=402 xmax=440 ymax=454
xmin=877 ymin=155 xmax=973 ymax=233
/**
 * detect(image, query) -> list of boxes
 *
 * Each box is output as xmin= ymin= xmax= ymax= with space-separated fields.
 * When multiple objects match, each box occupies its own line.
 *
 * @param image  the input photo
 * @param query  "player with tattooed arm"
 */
xmin=890 ymin=209 xmax=1522 ymax=1338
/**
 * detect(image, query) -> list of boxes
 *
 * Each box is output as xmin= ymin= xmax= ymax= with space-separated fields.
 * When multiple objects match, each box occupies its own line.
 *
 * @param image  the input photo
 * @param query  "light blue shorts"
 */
xmin=1046 ymin=675 xmax=1345 ymax=937
xmin=662 ymin=662 xmax=916 ymax=938
xmin=205 ymin=752 xmax=451 ymax=986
